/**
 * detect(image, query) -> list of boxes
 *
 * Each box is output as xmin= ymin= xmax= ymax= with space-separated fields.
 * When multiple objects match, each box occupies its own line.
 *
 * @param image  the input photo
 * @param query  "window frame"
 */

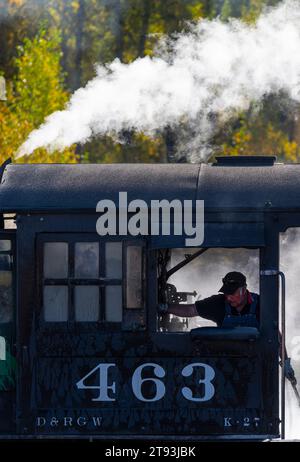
xmin=124 ymin=241 xmax=145 ymax=310
xmin=0 ymin=232 xmax=16 ymax=395
xmin=37 ymin=234 xmax=146 ymax=329
xmin=156 ymin=246 xmax=262 ymax=334
xmin=0 ymin=236 xmax=14 ymax=325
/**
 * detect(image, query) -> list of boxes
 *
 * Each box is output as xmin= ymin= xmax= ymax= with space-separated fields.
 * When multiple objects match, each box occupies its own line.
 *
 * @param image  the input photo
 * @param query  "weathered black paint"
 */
xmin=0 ymin=160 xmax=299 ymax=440
xmin=0 ymin=231 xmax=16 ymax=434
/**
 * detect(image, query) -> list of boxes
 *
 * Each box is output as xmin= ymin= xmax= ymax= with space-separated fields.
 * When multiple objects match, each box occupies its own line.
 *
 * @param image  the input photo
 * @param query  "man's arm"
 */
xmin=166 ymin=303 xmax=198 ymax=317
xmin=158 ymin=294 xmax=223 ymax=324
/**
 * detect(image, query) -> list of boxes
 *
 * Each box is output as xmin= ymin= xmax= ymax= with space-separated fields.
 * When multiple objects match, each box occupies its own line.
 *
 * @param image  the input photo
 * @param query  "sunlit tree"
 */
xmin=0 ymin=28 xmax=76 ymax=163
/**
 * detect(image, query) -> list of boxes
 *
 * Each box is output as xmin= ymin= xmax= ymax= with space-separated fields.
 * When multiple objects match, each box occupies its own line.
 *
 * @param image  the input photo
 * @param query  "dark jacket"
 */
xmin=195 ymin=292 xmax=260 ymax=327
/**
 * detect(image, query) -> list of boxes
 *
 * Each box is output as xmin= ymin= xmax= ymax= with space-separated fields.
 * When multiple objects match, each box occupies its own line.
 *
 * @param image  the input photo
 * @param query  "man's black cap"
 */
xmin=219 ymin=271 xmax=247 ymax=295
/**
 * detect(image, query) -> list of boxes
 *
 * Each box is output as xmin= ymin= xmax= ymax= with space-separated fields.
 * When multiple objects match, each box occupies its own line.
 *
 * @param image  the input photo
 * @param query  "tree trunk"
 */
xmin=115 ymin=0 xmax=124 ymax=61
xmin=137 ymin=0 xmax=151 ymax=58
xmin=0 ymin=1 xmax=9 ymax=72
xmin=74 ymin=0 xmax=85 ymax=90
xmin=165 ymin=127 xmax=176 ymax=163
xmin=60 ymin=1 xmax=69 ymax=84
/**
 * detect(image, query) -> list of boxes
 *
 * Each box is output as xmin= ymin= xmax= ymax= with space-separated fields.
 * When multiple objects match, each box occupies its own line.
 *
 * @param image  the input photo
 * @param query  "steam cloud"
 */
xmin=17 ymin=0 xmax=300 ymax=159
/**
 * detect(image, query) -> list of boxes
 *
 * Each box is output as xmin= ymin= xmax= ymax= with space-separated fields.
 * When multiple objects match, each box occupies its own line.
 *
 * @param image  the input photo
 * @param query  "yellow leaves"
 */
xmin=71 ymin=1 xmax=80 ymax=14
xmin=0 ymin=28 xmax=76 ymax=164
xmin=221 ymin=121 xmax=252 ymax=156
xmin=134 ymin=132 xmax=165 ymax=160
xmin=219 ymin=117 xmax=300 ymax=163
xmin=282 ymin=141 xmax=299 ymax=163
xmin=7 ymin=0 xmax=25 ymax=6
xmin=16 ymin=148 xmax=77 ymax=164
xmin=186 ymin=4 xmax=204 ymax=20
xmin=148 ymin=15 xmax=165 ymax=35
xmin=13 ymin=29 xmax=69 ymax=122
xmin=241 ymin=0 xmax=267 ymax=24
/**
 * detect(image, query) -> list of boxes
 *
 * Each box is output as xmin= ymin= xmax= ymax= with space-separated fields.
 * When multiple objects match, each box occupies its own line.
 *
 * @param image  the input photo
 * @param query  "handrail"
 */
xmin=260 ymin=269 xmax=286 ymax=440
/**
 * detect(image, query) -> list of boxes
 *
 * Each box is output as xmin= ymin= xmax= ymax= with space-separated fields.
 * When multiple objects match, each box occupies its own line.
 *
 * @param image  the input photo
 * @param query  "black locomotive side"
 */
xmin=0 ymin=156 xmax=298 ymax=439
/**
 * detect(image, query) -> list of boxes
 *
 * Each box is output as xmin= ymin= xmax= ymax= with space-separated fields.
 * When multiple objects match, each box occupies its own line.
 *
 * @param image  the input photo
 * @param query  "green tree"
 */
xmin=241 ymin=0 xmax=280 ymax=24
xmin=0 ymin=0 xmax=48 ymax=79
xmin=6 ymin=1 xmax=297 ymax=164
xmin=220 ymin=0 xmax=232 ymax=21
xmin=216 ymin=100 xmax=300 ymax=163
xmin=0 ymin=28 xmax=76 ymax=163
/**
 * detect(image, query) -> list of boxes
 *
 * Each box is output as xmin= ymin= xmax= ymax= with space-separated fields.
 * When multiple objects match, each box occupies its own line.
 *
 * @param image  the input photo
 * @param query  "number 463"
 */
xmin=76 ymin=362 xmax=216 ymax=403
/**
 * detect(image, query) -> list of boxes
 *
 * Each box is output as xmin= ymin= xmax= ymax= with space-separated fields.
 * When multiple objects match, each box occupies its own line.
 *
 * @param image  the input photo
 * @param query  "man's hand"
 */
xmin=157 ymin=303 xmax=169 ymax=314
xmin=284 ymin=357 xmax=297 ymax=384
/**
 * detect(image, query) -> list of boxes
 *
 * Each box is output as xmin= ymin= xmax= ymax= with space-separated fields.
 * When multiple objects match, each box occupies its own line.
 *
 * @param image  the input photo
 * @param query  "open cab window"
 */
xmin=157 ymin=247 xmax=260 ymax=334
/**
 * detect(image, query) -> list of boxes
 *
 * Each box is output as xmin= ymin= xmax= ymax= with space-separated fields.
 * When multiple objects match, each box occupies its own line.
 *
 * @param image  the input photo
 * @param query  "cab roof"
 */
xmin=0 ymin=159 xmax=299 ymax=213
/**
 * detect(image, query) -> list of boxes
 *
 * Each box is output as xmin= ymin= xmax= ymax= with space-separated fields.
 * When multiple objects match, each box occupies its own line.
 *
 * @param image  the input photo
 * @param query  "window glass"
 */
xmin=75 ymin=243 xmax=99 ymax=278
xmin=44 ymin=286 xmax=68 ymax=322
xmin=0 ymin=271 xmax=13 ymax=323
xmin=105 ymin=286 xmax=122 ymax=322
xmin=126 ymin=246 xmax=142 ymax=309
xmin=44 ymin=243 xmax=68 ymax=278
xmin=75 ymin=286 xmax=99 ymax=321
xmin=158 ymin=247 xmax=259 ymax=332
xmin=105 ymin=242 xmax=122 ymax=279
xmin=0 ymin=255 xmax=11 ymax=271
xmin=0 ymin=240 xmax=11 ymax=251
xmin=4 ymin=214 xmax=16 ymax=230
xmin=42 ymin=239 xmax=143 ymax=325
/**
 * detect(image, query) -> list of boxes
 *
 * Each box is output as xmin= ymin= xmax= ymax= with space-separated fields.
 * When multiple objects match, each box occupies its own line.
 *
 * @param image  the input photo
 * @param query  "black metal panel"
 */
xmin=197 ymin=164 xmax=300 ymax=210
xmin=0 ymin=162 xmax=289 ymax=439
xmin=202 ymin=222 xmax=265 ymax=247
xmin=148 ymin=222 xmax=264 ymax=248
xmin=30 ymin=355 xmax=265 ymax=436
xmin=0 ymin=163 xmax=199 ymax=212
xmin=0 ymin=232 xmax=16 ymax=434
xmin=1 ymin=162 xmax=300 ymax=213
xmin=12 ymin=215 xmax=273 ymax=438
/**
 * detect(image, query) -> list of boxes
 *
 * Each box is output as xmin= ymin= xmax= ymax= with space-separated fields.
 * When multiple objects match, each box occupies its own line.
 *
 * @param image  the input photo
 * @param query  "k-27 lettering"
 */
xmin=76 ymin=362 xmax=216 ymax=403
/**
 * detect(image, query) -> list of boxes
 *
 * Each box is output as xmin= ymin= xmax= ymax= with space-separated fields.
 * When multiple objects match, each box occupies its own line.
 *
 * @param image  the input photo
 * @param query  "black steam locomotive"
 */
xmin=0 ymin=155 xmax=297 ymax=439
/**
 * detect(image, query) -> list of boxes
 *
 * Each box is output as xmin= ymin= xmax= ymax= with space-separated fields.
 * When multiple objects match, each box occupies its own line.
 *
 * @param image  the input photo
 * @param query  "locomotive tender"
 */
xmin=0 ymin=155 xmax=297 ymax=440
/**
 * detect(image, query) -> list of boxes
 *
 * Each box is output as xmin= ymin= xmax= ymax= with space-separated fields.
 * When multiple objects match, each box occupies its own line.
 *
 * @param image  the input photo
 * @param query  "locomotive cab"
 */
xmin=0 ymin=157 xmax=298 ymax=440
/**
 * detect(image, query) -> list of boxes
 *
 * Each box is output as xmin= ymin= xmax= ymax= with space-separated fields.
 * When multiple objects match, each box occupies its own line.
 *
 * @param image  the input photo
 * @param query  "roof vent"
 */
xmin=213 ymin=156 xmax=276 ymax=166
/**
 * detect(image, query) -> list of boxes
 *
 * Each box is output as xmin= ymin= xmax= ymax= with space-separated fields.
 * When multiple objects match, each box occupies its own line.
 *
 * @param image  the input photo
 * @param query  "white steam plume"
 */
xmin=17 ymin=0 xmax=300 ymax=160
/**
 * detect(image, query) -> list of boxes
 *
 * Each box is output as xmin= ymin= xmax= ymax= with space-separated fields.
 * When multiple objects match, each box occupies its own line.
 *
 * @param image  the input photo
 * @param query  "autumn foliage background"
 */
xmin=1 ymin=0 xmax=300 ymax=164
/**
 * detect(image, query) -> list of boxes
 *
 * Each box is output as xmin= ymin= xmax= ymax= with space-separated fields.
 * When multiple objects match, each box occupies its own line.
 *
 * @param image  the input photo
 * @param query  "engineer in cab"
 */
xmin=159 ymin=271 xmax=296 ymax=381
xmin=161 ymin=271 xmax=259 ymax=328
